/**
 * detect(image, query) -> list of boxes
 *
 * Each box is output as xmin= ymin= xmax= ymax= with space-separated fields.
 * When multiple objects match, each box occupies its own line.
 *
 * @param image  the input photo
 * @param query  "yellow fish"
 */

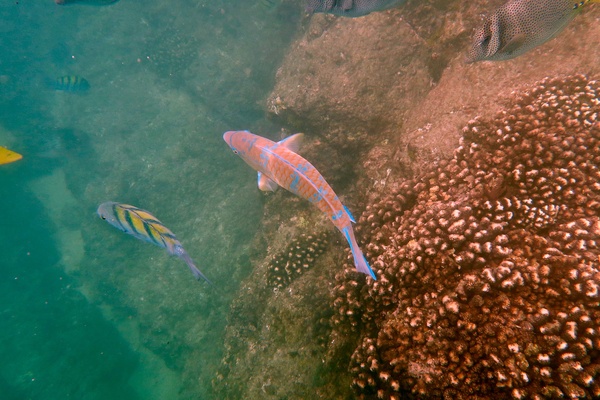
xmin=0 ymin=146 xmax=22 ymax=165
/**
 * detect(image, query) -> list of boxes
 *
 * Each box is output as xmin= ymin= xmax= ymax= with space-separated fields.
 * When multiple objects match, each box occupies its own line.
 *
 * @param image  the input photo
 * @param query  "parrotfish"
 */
xmin=223 ymin=130 xmax=376 ymax=280
xmin=97 ymin=202 xmax=211 ymax=284
xmin=0 ymin=146 xmax=22 ymax=165
xmin=49 ymin=75 xmax=90 ymax=92
xmin=305 ymin=0 xmax=406 ymax=17
xmin=466 ymin=0 xmax=599 ymax=62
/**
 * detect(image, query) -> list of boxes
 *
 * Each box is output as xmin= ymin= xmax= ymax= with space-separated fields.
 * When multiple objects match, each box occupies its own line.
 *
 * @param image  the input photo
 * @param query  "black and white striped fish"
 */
xmin=97 ymin=202 xmax=211 ymax=284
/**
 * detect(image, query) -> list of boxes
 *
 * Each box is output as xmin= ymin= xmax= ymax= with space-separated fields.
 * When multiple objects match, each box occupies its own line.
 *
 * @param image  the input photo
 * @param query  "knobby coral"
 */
xmin=331 ymin=75 xmax=600 ymax=399
xmin=267 ymin=232 xmax=329 ymax=290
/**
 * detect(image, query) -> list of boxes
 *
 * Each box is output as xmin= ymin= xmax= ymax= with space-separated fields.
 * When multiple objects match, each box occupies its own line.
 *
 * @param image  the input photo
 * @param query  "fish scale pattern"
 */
xmin=328 ymin=75 xmax=600 ymax=399
xmin=268 ymin=144 xmax=351 ymax=229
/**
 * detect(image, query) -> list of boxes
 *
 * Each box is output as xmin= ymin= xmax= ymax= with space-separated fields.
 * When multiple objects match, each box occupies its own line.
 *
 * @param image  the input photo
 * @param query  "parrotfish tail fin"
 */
xmin=342 ymin=226 xmax=377 ymax=280
xmin=277 ymin=133 xmax=304 ymax=153
xmin=177 ymin=247 xmax=212 ymax=285
xmin=344 ymin=205 xmax=356 ymax=223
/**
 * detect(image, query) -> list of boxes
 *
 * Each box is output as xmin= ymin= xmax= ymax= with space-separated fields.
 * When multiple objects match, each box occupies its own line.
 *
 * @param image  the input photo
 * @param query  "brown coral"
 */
xmin=331 ymin=75 xmax=600 ymax=399
xmin=267 ymin=232 xmax=329 ymax=290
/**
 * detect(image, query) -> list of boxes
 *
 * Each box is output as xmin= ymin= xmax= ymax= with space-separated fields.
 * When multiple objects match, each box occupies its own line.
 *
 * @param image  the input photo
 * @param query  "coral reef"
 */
xmin=267 ymin=232 xmax=330 ymax=290
xmin=331 ymin=75 xmax=600 ymax=399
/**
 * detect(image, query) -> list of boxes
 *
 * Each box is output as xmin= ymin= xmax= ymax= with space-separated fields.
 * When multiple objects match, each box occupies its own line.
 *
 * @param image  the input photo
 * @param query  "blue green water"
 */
xmin=1 ymin=1 xmax=302 ymax=398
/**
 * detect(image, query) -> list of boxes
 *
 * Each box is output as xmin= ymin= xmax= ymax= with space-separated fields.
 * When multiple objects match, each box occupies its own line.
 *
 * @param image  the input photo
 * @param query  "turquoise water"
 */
xmin=1 ymin=1 xmax=302 ymax=398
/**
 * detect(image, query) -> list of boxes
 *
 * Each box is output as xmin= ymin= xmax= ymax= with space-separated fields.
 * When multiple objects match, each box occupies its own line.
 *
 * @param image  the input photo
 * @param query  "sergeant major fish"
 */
xmin=49 ymin=75 xmax=90 ymax=92
xmin=467 ymin=0 xmax=599 ymax=62
xmin=223 ymin=130 xmax=376 ymax=280
xmin=97 ymin=202 xmax=211 ymax=284
xmin=305 ymin=0 xmax=406 ymax=17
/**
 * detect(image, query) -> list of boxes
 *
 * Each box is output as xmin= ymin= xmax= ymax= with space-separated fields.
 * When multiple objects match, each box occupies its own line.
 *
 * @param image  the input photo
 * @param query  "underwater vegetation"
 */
xmin=330 ymin=74 xmax=600 ymax=399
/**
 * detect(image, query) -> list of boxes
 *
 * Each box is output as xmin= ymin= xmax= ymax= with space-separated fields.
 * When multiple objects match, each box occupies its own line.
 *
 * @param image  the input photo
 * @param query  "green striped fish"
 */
xmin=97 ymin=202 xmax=211 ymax=284
xmin=50 ymin=75 xmax=90 ymax=92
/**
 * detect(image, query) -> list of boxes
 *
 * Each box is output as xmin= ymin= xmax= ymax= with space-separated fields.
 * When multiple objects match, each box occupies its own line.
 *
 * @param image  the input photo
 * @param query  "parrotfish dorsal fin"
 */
xmin=277 ymin=133 xmax=304 ymax=153
xmin=344 ymin=205 xmax=356 ymax=223
xmin=258 ymin=172 xmax=279 ymax=192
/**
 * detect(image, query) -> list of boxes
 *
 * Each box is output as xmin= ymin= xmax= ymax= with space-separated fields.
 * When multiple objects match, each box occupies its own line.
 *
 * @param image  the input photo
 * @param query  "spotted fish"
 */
xmin=305 ymin=0 xmax=405 ymax=17
xmin=97 ymin=202 xmax=211 ymax=284
xmin=467 ymin=0 xmax=599 ymax=62
xmin=223 ymin=130 xmax=376 ymax=280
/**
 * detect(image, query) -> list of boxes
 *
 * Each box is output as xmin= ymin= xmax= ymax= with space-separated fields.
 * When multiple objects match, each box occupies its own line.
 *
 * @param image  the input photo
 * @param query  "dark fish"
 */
xmin=306 ymin=0 xmax=406 ymax=17
xmin=55 ymin=0 xmax=119 ymax=5
xmin=466 ymin=0 xmax=599 ymax=62
xmin=50 ymin=75 xmax=90 ymax=92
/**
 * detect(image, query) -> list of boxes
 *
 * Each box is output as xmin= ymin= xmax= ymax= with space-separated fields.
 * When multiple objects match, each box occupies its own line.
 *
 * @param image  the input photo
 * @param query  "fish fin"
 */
xmin=498 ymin=33 xmax=527 ymax=56
xmin=485 ymin=13 xmax=502 ymax=58
xmin=340 ymin=0 xmax=354 ymax=10
xmin=0 ymin=146 xmax=22 ymax=165
xmin=277 ymin=133 xmax=304 ymax=153
xmin=342 ymin=227 xmax=377 ymax=280
xmin=258 ymin=172 xmax=279 ymax=192
xmin=344 ymin=205 xmax=356 ymax=223
xmin=178 ymin=248 xmax=212 ymax=285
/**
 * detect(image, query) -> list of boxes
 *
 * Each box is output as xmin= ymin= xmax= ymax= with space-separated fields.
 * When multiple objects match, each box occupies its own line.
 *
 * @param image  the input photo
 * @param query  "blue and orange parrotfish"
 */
xmin=97 ymin=202 xmax=211 ymax=284
xmin=466 ymin=0 xmax=600 ymax=62
xmin=223 ymin=130 xmax=376 ymax=280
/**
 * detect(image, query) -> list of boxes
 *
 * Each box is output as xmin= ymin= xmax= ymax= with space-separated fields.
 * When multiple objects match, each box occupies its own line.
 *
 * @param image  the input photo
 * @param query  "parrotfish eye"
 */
xmin=233 ymin=149 xmax=239 ymax=154
xmin=101 ymin=216 xmax=106 ymax=220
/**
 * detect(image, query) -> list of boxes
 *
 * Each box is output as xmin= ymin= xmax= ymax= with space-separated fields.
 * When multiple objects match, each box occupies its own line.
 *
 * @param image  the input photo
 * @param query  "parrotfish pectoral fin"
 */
xmin=343 ymin=227 xmax=377 ymax=280
xmin=277 ymin=133 xmax=304 ymax=153
xmin=258 ymin=172 xmax=279 ymax=192
xmin=177 ymin=249 xmax=212 ymax=285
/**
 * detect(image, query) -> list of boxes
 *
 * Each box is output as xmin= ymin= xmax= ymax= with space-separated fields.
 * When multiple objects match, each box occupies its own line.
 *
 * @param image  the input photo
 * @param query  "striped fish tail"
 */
xmin=342 ymin=226 xmax=377 ymax=280
xmin=176 ymin=247 xmax=212 ymax=285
